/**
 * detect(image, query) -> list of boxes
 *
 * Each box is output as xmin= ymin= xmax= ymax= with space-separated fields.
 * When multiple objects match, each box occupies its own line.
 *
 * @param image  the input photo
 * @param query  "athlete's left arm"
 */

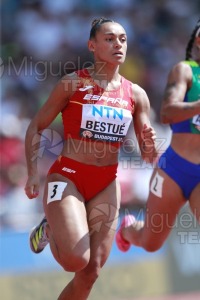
xmin=132 ymin=84 xmax=158 ymax=164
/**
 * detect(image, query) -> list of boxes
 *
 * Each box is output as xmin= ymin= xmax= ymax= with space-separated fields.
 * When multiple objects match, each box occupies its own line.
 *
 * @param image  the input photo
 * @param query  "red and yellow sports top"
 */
xmin=62 ymin=68 xmax=135 ymax=148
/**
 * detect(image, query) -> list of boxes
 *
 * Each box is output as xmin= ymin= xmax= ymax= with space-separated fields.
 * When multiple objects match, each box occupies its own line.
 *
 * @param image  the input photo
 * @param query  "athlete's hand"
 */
xmin=141 ymin=124 xmax=157 ymax=163
xmin=24 ymin=175 xmax=39 ymax=199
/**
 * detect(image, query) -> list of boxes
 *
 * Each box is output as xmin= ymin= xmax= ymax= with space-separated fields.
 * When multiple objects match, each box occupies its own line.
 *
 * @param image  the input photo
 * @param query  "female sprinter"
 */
xmin=25 ymin=17 xmax=157 ymax=300
xmin=116 ymin=18 xmax=200 ymax=254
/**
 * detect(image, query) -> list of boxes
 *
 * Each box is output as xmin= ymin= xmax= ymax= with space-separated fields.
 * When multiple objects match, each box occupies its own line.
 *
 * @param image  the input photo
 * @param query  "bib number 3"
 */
xmin=47 ymin=182 xmax=68 ymax=204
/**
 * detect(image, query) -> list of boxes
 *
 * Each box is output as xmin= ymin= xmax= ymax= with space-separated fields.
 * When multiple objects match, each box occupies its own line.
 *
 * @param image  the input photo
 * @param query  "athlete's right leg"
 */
xmin=117 ymin=167 xmax=186 ymax=252
xmin=43 ymin=173 xmax=90 ymax=272
xmin=57 ymin=179 xmax=121 ymax=300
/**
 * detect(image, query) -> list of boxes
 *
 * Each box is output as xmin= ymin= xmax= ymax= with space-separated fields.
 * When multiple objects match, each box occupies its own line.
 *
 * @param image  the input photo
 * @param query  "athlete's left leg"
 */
xmin=58 ymin=179 xmax=121 ymax=300
xmin=118 ymin=168 xmax=186 ymax=252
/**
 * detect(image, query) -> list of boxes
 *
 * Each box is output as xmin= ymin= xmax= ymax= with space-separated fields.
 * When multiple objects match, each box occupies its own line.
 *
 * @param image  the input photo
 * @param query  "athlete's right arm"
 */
xmin=160 ymin=62 xmax=200 ymax=124
xmin=24 ymin=74 xmax=75 ymax=199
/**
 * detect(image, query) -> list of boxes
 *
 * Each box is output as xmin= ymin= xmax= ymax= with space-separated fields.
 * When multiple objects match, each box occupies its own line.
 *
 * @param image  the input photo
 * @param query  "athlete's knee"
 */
xmin=79 ymin=260 xmax=102 ymax=287
xmin=60 ymin=251 xmax=90 ymax=272
xmin=88 ymin=261 xmax=102 ymax=282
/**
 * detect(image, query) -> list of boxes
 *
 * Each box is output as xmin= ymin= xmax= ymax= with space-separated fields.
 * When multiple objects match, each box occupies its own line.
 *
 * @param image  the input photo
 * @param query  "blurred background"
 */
xmin=1 ymin=0 xmax=200 ymax=299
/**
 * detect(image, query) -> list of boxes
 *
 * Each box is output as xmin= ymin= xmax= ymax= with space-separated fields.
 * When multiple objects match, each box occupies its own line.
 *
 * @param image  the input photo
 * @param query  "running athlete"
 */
xmin=116 ymin=18 xmax=200 ymax=253
xmin=25 ymin=18 xmax=157 ymax=300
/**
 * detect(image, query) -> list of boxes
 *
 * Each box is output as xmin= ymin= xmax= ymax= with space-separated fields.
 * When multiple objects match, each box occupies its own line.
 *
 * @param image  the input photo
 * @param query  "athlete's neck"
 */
xmin=88 ymin=64 xmax=121 ymax=83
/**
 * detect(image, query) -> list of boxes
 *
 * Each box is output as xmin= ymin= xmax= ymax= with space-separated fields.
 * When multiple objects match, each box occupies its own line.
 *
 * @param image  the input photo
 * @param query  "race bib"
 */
xmin=192 ymin=114 xmax=200 ymax=126
xmin=80 ymin=104 xmax=132 ymax=142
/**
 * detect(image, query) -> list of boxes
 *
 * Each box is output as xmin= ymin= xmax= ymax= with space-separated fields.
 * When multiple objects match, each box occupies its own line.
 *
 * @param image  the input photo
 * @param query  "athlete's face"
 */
xmin=195 ymin=27 xmax=200 ymax=53
xmin=195 ymin=36 xmax=200 ymax=53
xmin=88 ymin=22 xmax=127 ymax=65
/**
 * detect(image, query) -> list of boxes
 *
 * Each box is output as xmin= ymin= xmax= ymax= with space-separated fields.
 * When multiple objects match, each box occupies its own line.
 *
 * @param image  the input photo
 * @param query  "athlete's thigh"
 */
xmin=189 ymin=182 xmax=200 ymax=223
xmin=143 ymin=167 xmax=186 ymax=245
xmin=86 ymin=179 xmax=121 ymax=266
xmin=43 ymin=173 xmax=90 ymax=255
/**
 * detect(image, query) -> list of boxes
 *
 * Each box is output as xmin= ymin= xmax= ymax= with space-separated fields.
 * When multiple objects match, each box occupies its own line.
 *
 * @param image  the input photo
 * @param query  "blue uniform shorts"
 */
xmin=157 ymin=146 xmax=200 ymax=200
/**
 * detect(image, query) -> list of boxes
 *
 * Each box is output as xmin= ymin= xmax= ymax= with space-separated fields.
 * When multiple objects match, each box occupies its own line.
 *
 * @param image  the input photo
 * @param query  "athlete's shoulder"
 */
xmin=61 ymin=68 xmax=90 ymax=81
xmin=172 ymin=60 xmax=191 ymax=70
xmin=172 ymin=60 xmax=199 ymax=73
xmin=182 ymin=60 xmax=199 ymax=67
xmin=120 ymin=75 xmax=142 ymax=94
xmin=131 ymin=83 xmax=147 ymax=96
xmin=120 ymin=74 xmax=133 ymax=86
xmin=130 ymin=83 xmax=149 ymax=109
xmin=60 ymin=71 xmax=78 ymax=82
xmin=76 ymin=68 xmax=91 ymax=78
xmin=168 ymin=61 xmax=192 ymax=81
xmin=57 ymin=71 xmax=80 ymax=97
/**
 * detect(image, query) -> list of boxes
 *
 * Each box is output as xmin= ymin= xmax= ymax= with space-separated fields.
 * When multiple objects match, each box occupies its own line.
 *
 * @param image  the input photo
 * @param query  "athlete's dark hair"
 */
xmin=185 ymin=18 xmax=200 ymax=60
xmin=89 ymin=17 xmax=115 ymax=39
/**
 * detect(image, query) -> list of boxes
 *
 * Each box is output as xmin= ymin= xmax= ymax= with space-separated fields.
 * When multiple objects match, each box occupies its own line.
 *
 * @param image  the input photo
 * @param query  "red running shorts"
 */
xmin=48 ymin=156 xmax=118 ymax=202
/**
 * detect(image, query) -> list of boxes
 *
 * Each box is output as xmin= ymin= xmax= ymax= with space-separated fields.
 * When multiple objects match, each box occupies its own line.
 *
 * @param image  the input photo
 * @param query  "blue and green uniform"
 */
xmin=158 ymin=61 xmax=200 ymax=200
xmin=171 ymin=60 xmax=200 ymax=134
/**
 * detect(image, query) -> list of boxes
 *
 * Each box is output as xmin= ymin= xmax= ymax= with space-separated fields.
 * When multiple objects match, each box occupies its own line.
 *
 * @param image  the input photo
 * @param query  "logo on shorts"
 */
xmin=62 ymin=167 xmax=76 ymax=173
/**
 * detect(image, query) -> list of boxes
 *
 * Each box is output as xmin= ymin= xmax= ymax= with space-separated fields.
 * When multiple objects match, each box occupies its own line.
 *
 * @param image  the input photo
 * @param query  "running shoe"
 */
xmin=29 ymin=217 xmax=49 ymax=254
xmin=116 ymin=214 xmax=136 ymax=252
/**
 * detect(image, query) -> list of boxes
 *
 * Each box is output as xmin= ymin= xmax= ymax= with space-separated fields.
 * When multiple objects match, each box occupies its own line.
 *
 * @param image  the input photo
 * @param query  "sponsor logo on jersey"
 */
xmin=80 ymin=104 xmax=132 ymax=142
xmin=79 ymin=86 xmax=94 ymax=91
xmin=82 ymin=130 xmax=93 ymax=138
xmin=83 ymin=93 xmax=128 ymax=107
